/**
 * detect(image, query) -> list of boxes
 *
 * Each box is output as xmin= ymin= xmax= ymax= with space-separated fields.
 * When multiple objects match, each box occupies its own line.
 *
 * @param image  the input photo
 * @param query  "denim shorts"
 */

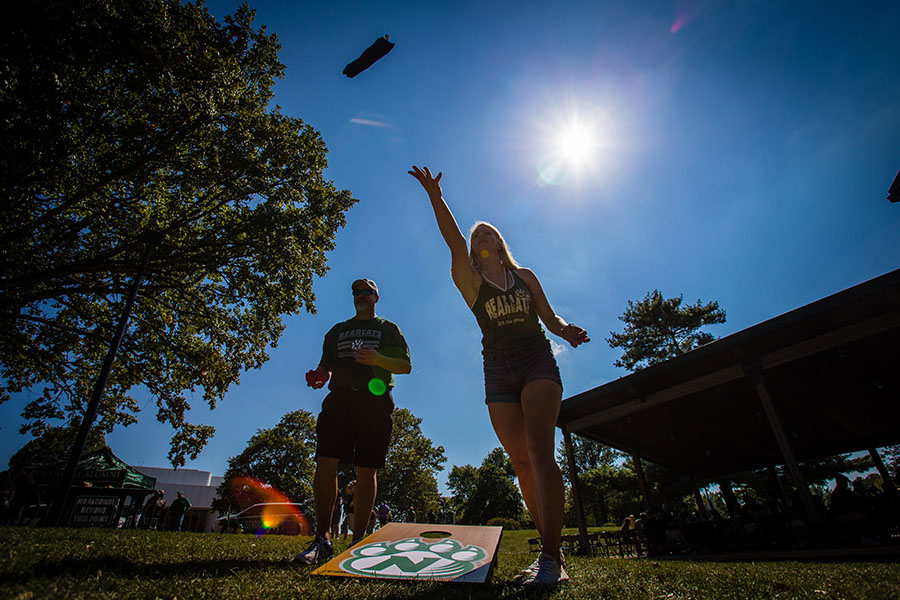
xmin=483 ymin=338 xmax=562 ymax=404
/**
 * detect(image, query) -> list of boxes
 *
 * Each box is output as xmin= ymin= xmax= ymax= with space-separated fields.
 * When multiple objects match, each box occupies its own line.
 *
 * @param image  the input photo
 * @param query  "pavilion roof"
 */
xmin=558 ymin=268 xmax=900 ymax=479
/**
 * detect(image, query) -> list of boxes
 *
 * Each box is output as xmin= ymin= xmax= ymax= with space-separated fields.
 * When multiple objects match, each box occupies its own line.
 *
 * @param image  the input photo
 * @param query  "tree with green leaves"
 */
xmin=558 ymin=434 xmax=625 ymax=525
xmin=557 ymin=435 xmax=624 ymax=485
xmin=0 ymin=0 xmax=355 ymax=465
xmin=463 ymin=466 xmax=523 ymax=526
xmin=8 ymin=424 xmax=106 ymax=470
xmin=214 ymin=410 xmax=318 ymax=514
xmin=378 ymin=408 xmax=446 ymax=520
xmin=725 ymin=453 xmax=875 ymax=505
xmin=481 ymin=447 xmax=517 ymax=479
xmin=570 ymin=457 xmax=704 ymax=526
xmin=447 ymin=464 xmax=478 ymax=516
xmin=449 ymin=448 xmax=524 ymax=525
xmin=606 ymin=290 xmax=726 ymax=371
xmin=640 ymin=459 xmax=709 ymax=511
xmin=880 ymin=445 xmax=900 ymax=476
xmin=577 ymin=464 xmax=642 ymax=526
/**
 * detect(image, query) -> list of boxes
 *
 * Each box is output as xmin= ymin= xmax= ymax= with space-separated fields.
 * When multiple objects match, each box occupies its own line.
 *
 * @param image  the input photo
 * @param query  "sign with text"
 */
xmin=314 ymin=523 xmax=503 ymax=583
xmin=69 ymin=495 xmax=120 ymax=527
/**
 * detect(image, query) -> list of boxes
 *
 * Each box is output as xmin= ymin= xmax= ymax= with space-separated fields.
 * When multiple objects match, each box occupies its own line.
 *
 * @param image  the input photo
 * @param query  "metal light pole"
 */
xmin=47 ymin=231 xmax=162 ymax=526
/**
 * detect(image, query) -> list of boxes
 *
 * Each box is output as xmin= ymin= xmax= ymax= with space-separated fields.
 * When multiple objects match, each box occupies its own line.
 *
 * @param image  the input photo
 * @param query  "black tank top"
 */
xmin=469 ymin=269 xmax=547 ymax=353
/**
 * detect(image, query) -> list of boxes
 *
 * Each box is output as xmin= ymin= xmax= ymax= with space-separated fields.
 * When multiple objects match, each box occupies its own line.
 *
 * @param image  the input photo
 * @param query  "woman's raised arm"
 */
xmin=408 ymin=166 xmax=481 ymax=303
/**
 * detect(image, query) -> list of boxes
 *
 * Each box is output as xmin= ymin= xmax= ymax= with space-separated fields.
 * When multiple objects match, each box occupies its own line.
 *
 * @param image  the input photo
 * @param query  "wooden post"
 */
xmin=691 ymin=479 xmax=707 ymax=518
xmin=768 ymin=465 xmax=790 ymax=507
xmin=632 ymin=454 xmax=651 ymax=511
xmin=562 ymin=428 xmax=591 ymax=555
xmin=869 ymin=447 xmax=897 ymax=496
xmin=718 ymin=479 xmax=739 ymax=517
xmin=745 ymin=365 xmax=821 ymax=524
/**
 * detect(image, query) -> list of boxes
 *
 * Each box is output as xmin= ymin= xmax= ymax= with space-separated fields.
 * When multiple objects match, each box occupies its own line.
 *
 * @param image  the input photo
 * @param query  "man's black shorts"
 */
xmin=316 ymin=388 xmax=394 ymax=468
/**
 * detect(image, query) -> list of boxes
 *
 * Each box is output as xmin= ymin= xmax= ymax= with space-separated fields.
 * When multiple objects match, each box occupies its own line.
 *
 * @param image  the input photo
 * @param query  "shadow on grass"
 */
xmin=320 ymin=575 xmax=561 ymax=600
xmin=2 ymin=557 xmax=565 ymax=599
xmin=0 ymin=555 xmax=299 ymax=585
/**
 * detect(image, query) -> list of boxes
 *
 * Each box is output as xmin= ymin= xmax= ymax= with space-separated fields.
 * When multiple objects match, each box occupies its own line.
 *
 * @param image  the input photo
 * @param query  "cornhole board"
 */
xmin=313 ymin=523 xmax=503 ymax=583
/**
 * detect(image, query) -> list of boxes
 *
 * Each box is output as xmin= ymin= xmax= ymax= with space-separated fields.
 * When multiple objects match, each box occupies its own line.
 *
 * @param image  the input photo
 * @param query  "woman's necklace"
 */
xmin=482 ymin=266 xmax=508 ymax=290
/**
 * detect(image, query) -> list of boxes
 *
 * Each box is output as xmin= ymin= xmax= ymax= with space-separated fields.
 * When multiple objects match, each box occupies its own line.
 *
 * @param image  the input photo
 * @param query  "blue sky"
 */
xmin=2 ymin=0 xmax=899 ymax=495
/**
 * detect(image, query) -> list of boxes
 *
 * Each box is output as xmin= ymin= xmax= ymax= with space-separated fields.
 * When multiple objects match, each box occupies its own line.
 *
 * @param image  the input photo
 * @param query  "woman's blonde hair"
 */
xmin=468 ymin=221 xmax=521 ymax=272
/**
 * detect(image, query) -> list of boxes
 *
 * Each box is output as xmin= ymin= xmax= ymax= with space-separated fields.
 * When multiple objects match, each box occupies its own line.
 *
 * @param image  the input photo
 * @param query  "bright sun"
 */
xmin=535 ymin=106 xmax=613 ymax=186
xmin=555 ymin=126 xmax=596 ymax=165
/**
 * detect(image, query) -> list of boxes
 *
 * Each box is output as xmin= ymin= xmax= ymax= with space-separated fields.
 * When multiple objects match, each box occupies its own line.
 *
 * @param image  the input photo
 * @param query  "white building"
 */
xmin=134 ymin=466 xmax=224 ymax=532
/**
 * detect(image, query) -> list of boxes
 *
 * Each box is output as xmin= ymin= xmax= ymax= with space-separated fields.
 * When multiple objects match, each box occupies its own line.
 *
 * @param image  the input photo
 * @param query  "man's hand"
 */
xmin=353 ymin=347 xmax=380 ymax=366
xmin=306 ymin=369 xmax=329 ymax=389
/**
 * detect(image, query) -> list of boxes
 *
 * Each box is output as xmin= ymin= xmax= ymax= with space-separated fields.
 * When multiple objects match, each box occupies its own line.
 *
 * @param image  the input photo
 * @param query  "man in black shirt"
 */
xmin=295 ymin=279 xmax=411 ymax=565
xmin=168 ymin=491 xmax=191 ymax=532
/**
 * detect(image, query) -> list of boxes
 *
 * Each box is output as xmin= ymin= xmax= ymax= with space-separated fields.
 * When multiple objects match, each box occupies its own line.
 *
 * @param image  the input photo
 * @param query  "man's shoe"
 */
xmin=523 ymin=552 xmax=569 ymax=588
xmin=294 ymin=536 xmax=334 ymax=565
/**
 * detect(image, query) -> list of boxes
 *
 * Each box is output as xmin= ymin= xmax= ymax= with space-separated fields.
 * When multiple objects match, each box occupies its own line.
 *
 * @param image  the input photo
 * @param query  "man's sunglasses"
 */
xmin=352 ymin=289 xmax=376 ymax=296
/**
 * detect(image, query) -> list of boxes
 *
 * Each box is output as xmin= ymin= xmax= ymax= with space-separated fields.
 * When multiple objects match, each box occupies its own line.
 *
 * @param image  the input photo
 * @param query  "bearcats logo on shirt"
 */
xmin=483 ymin=292 xmax=531 ymax=322
xmin=336 ymin=328 xmax=384 ymax=359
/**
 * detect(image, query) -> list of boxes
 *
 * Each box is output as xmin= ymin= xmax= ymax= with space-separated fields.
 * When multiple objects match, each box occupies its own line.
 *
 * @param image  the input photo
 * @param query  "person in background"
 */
xmin=340 ymin=481 xmax=355 ymax=541
xmin=377 ymin=501 xmax=391 ymax=528
xmin=168 ymin=490 xmax=191 ymax=532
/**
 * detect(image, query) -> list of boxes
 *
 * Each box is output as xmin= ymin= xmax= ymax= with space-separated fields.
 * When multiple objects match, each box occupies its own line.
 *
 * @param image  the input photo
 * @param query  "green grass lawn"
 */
xmin=2 ymin=526 xmax=899 ymax=599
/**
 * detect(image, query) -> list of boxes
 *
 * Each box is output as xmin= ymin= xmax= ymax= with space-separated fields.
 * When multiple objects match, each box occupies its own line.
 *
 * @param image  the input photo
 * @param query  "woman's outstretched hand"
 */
xmin=562 ymin=323 xmax=590 ymax=348
xmin=408 ymin=165 xmax=443 ymax=199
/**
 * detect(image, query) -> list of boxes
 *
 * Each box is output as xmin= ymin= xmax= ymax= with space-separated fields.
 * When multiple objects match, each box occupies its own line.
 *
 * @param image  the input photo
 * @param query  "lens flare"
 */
xmin=368 ymin=378 xmax=387 ymax=396
xmin=537 ymin=156 xmax=567 ymax=186
xmin=227 ymin=476 xmax=276 ymax=506
xmin=260 ymin=503 xmax=299 ymax=530
xmin=226 ymin=476 xmax=311 ymax=535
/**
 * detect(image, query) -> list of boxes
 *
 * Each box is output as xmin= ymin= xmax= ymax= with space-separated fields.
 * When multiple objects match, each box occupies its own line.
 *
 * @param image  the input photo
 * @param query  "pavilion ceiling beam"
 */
xmin=808 ymin=399 xmax=870 ymax=439
xmin=565 ymin=366 xmax=745 ymax=432
xmin=698 ymin=420 xmax=776 ymax=457
xmin=745 ymin=365 xmax=821 ymax=525
xmin=759 ymin=313 xmax=900 ymax=369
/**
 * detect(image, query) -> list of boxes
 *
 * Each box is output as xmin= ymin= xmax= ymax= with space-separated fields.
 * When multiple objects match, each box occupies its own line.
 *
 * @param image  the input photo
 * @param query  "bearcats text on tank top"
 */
xmin=469 ymin=268 xmax=548 ymax=354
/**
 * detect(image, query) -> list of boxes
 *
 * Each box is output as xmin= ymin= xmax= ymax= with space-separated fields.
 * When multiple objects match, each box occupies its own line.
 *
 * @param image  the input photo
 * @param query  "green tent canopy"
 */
xmin=29 ymin=446 xmax=156 ymax=489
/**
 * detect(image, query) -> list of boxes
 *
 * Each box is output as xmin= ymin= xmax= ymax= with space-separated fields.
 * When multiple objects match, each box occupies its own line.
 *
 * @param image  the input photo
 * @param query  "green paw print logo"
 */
xmin=339 ymin=537 xmax=489 ymax=579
